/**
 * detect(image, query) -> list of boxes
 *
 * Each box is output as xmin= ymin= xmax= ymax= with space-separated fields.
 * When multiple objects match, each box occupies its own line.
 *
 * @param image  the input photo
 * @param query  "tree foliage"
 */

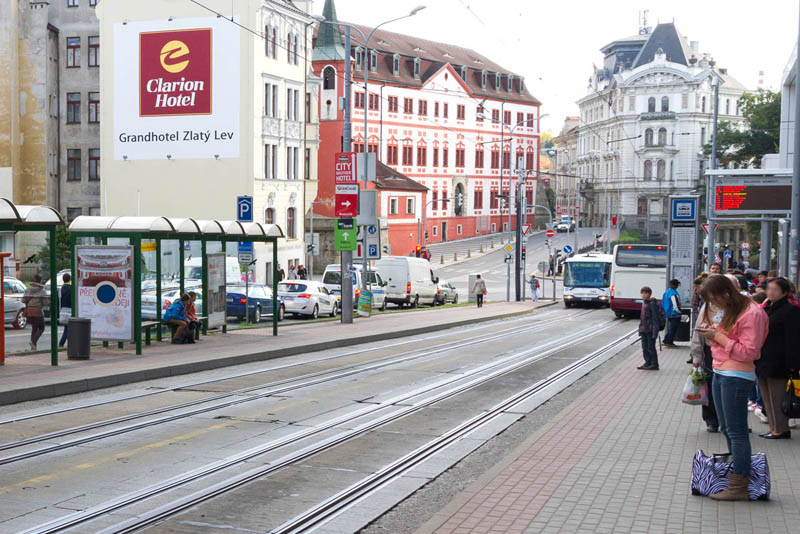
xmin=544 ymin=187 xmax=556 ymax=216
xmin=34 ymin=226 xmax=71 ymax=278
xmin=704 ymin=89 xmax=780 ymax=168
xmin=540 ymin=131 xmax=555 ymax=150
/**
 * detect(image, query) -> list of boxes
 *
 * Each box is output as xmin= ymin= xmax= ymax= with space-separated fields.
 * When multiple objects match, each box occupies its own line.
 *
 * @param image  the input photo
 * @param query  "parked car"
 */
xmin=374 ymin=256 xmax=438 ymax=308
xmin=435 ymin=280 xmax=458 ymax=305
xmin=185 ymin=257 xmax=243 ymax=284
xmin=4 ymin=297 xmax=26 ymax=329
xmin=3 ymin=277 xmax=27 ymax=302
xmin=279 ymin=280 xmax=337 ymax=319
xmin=321 ymin=264 xmax=387 ymax=311
xmin=141 ymin=286 xmax=202 ymax=321
xmin=227 ymin=284 xmax=284 ymax=323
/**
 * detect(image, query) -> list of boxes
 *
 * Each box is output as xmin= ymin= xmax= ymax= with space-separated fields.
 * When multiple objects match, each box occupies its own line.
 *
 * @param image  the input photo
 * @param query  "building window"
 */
xmin=443 ymin=103 xmax=448 ymax=118
xmin=432 ymin=147 xmax=439 ymax=167
xmin=434 ymin=102 xmax=439 ymax=117
xmin=492 ymin=109 xmax=500 ymax=123
xmin=473 ymin=190 xmax=483 ymax=210
xmin=323 ymin=66 xmax=336 ymax=90
xmin=455 ymin=147 xmax=465 ymax=167
xmin=354 ymin=92 xmax=365 ymax=109
xmin=88 ymin=148 xmax=100 ymax=181
xmin=286 ymin=208 xmax=296 ymax=238
xmin=657 ymin=159 xmax=666 ymax=180
xmin=442 ymin=146 xmax=449 ymax=167
xmin=403 ymin=98 xmax=413 ymax=114
xmin=700 ymin=127 xmax=706 ymax=145
xmin=643 ymin=160 xmax=652 ymax=180
xmin=416 ymin=146 xmax=427 ymax=166
xmin=369 ymin=50 xmax=377 ymax=72
xmin=67 ymin=37 xmax=80 ymax=68
xmin=305 ymin=92 xmax=311 ymax=122
xmin=525 ymin=150 xmax=534 ymax=170
xmin=418 ymin=100 xmax=427 ymax=116
xmin=265 ymin=208 xmax=275 ymax=224
xmin=265 ymin=144 xmax=273 ymax=179
xmin=90 ymin=0 xmax=99 ymax=5
xmin=287 ymin=33 xmax=293 ymax=63
xmin=659 ymin=96 xmax=669 ymax=112
xmin=507 ymin=75 xmax=513 ymax=92
xmin=490 ymin=191 xmax=498 ymax=209
xmin=406 ymin=198 xmax=415 ymax=215
xmin=304 ymin=148 xmax=311 ymax=179
xmin=658 ymin=127 xmax=667 ymax=146
xmin=502 ymin=149 xmax=510 ymax=169
xmin=460 ymin=66 xmax=467 ymax=80
xmin=264 ymin=83 xmax=279 ymax=117
xmin=647 ymin=97 xmax=655 ymax=112
xmin=68 ymin=0 xmax=78 ymax=7
xmin=701 ymin=96 xmax=707 ymax=113
xmin=66 ymin=92 xmax=81 ymax=123
xmin=67 ymin=207 xmax=82 ymax=221
xmin=88 ymin=92 xmax=99 ymax=123
xmin=503 ymin=110 xmax=511 ymax=125
xmin=87 ymin=36 xmax=100 ymax=67
xmin=368 ymin=93 xmax=379 ymax=110
xmin=491 ymin=149 xmax=499 ymax=169
xmin=476 ymin=107 xmax=483 ymax=123
xmin=456 ymin=105 xmax=465 ymax=120
xmin=644 ymin=128 xmax=653 ymax=146
xmin=387 ymin=96 xmax=398 ymax=113
xmin=402 ymin=145 xmax=413 ymax=165
xmin=725 ymin=99 xmax=730 ymax=115
xmin=637 ymin=197 xmax=647 ymax=216
xmin=480 ymin=70 xmax=487 ymax=89
xmin=390 ymin=198 xmax=398 ymax=215
xmin=475 ymin=148 xmax=484 ymax=168
xmin=432 ymin=226 xmax=438 ymax=236
xmin=516 ymin=112 xmax=524 ymax=126
xmin=413 ymin=58 xmax=421 ymax=79
xmin=387 ymin=145 xmax=398 ymax=165
xmin=432 ymin=190 xmax=438 ymax=210
xmin=67 ymin=149 xmax=81 ymax=181
xmin=526 ymin=113 xmax=534 ymax=128
xmin=495 ymin=72 xmax=501 ymax=89
xmin=354 ymin=47 xmax=363 ymax=70
xmin=392 ymin=54 xmax=400 ymax=76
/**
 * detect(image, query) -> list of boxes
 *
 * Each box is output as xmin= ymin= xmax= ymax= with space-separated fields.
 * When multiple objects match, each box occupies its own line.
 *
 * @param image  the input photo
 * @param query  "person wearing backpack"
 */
xmin=529 ymin=274 xmax=540 ymax=303
xmin=638 ymin=286 xmax=663 ymax=371
xmin=662 ymin=279 xmax=682 ymax=347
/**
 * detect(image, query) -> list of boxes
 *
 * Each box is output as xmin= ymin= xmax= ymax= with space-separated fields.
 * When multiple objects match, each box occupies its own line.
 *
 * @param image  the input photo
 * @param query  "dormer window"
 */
xmin=495 ymin=72 xmax=501 ymax=89
xmin=507 ymin=75 xmax=513 ymax=92
xmin=370 ymin=50 xmax=377 ymax=73
xmin=480 ymin=70 xmax=487 ymax=90
xmin=355 ymin=46 xmax=363 ymax=70
xmin=460 ymin=66 xmax=467 ymax=80
xmin=519 ymin=77 xmax=525 ymax=93
xmin=413 ymin=58 xmax=421 ymax=80
xmin=392 ymin=54 xmax=400 ymax=76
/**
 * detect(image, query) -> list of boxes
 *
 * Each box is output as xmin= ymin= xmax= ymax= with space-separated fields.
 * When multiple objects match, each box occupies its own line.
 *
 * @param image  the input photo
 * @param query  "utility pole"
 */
xmin=341 ymin=27 xmax=354 ymax=324
xmin=572 ymin=153 xmax=579 ymax=256
xmin=760 ymin=218 xmax=772 ymax=271
xmin=706 ymin=73 xmax=720 ymax=270
xmin=514 ymin=155 xmax=523 ymax=301
xmin=791 ymin=3 xmax=800 ymax=283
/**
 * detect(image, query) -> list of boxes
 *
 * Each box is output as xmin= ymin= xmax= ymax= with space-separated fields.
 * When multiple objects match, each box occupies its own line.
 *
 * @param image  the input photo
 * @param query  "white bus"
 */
xmin=563 ymin=253 xmax=613 ymax=308
xmin=610 ymin=244 xmax=668 ymax=318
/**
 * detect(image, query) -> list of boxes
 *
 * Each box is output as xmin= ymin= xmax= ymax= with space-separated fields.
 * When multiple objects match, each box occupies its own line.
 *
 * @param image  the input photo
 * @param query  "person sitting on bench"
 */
xmin=186 ymin=291 xmax=201 ymax=337
xmin=163 ymin=293 xmax=192 ymax=344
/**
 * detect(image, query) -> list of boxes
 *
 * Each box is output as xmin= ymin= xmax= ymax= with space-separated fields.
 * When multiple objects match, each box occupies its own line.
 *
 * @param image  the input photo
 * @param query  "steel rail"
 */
xmin=0 ymin=308 xmax=565 ymax=426
xmin=0 ymin=311 xmax=595 ymax=465
xmin=23 ymin=319 xmax=623 ymax=534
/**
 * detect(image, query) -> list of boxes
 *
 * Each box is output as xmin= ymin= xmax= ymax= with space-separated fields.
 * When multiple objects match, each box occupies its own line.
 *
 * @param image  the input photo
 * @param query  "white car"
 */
xmin=278 ymin=280 xmax=337 ymax=319
xmin=321 ymin=264 xmax=387 ymax=311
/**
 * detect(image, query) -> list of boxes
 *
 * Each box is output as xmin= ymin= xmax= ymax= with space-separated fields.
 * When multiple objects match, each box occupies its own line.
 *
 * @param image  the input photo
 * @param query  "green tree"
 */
xmin=541 ymin=131 xmax=555 ymax=150
xmin=544 ymin=187 xmax=556 ymax=216
xmin=704 ymin=89 xmax=780 ymax=168
xmin=34 ymin=226 xmax=71 ymax=278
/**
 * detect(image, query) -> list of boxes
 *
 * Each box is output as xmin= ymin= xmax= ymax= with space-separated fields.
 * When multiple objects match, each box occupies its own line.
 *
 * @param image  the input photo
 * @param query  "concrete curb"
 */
xmin=0 ymin=302 xmax=556 ymax=406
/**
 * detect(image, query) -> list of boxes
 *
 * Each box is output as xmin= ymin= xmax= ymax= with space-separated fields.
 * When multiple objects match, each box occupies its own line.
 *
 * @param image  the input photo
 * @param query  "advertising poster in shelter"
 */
xmin=76 ymin=246 xmax=134 ymax=341
xmin=206 ymin=253 xmax=226 ymax=328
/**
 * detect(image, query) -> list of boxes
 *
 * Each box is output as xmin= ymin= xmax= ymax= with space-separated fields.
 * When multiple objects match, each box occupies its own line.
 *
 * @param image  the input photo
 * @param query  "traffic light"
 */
xmin=521 ymin=246 xmax=526 ymax=261
xmin=415 ymin=245 xmax=422 ymax=258
xmin=382 ymin=245 xmax=390 ymax=254
xmin=307 ymin=244 xmax=314 ymax=253
xmin=424 ymin=231 xmax=429 ymax=240
xmin=612 ymin=216 xmax=617 ymax=226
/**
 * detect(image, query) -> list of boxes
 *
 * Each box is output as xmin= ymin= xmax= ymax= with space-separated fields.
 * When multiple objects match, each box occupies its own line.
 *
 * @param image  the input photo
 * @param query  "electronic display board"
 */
xmin=713 ymin=176 xmax=792 ymax=215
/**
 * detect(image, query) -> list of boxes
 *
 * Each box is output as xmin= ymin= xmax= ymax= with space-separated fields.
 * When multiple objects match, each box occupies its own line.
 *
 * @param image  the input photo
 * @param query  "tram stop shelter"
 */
xmin=67 ymin=216 xmax=284 ymax=355
xmin=0 ymin=199 xmax=64 ymax=366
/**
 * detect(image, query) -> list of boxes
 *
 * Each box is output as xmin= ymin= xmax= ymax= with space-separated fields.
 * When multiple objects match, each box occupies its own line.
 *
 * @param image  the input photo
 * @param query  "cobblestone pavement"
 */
xmin=419 ymin=344 xmax=800 ymax=534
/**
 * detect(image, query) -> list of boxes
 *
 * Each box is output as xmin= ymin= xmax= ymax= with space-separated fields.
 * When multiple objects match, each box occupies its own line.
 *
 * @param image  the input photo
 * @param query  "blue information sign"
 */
xmin=671 ymin=197 xmax=697 ymax=222
xmin=237 ymin=196 xmax=253 ymax=222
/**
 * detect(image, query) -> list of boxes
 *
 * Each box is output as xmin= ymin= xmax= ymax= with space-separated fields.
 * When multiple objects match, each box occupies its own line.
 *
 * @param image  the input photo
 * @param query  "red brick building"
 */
xmin=312 ymin=0 xmax=542 ymax=256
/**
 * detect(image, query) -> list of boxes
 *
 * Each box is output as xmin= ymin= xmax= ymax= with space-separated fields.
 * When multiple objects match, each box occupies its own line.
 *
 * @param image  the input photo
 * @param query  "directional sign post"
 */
xmin=335 ymin=184 xmax=359 ymax=217
xmin=335 ymin=218 xmax=357 ymax=251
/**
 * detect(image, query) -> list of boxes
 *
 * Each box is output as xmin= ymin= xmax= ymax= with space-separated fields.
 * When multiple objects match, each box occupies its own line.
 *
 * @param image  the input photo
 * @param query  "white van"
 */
xmin=374 ymin=256 xmax=438 ymax=308
xmin=185 ymin=257 xmax=243 ymax=284
xmin=321 ymin=264 xmax=387 ymax=311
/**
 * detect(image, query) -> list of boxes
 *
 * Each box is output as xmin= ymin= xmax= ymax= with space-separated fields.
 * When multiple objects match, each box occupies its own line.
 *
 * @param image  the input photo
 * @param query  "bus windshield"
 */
xmin=564 ymin=261 xmax=612 ymax=288
xmin=615 ymin=246 xmax=668 ymax=268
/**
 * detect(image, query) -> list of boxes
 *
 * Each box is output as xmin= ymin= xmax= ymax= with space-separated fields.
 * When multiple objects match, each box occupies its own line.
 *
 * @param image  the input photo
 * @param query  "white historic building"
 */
xmin=575 ymin=22 xmax=747 ymax=239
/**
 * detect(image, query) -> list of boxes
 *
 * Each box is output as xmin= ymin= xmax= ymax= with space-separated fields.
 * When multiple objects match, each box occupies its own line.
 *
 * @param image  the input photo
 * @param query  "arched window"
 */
xmin=323 ymin=66 xmax=336 ymax=90
xmin=648 ymin=97 xmax=656 ymax=112
xmin=286 ymin=208 xmax=296 ymax=239
xmin=645 ymin=128 xmax=654 ymax=146
xmin=656 ymin=160 xmax=666 ymax=180
xmin=658 ymin=127 xmax=667 ymax=146
xmin=644 ymin=160 xmax=653 ymax=180
xmin=661 ymin=96 xmax=669 ymax=112
xmin=265 ymin=208 xmax=275 ymax=225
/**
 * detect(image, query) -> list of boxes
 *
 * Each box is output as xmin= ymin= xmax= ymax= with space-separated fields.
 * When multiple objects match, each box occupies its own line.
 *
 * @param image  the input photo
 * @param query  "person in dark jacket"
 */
xmin=756 ymin=277 xmax=800 ymax=439
xmin=638 ymin=286 xmax=662 ymax=371
xmin=661 ymin=279 xmax=682 ymax=347
xmin=22 ymin=275 xmax=47 ymax=351
xmin=58 ymin=274 xmax=72 ymax=347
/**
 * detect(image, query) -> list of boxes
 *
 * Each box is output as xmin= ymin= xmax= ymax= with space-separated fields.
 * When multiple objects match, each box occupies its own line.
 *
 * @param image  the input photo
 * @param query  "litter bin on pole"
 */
xmin=67 ymin=318 xmax=91 ymax=360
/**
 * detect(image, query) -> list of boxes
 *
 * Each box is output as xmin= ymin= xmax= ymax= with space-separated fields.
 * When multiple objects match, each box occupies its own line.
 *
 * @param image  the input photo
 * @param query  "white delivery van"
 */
xmin=374 ymin=256 xmax=438 ymax=308
xmin=321 ymin=264 xmax=387 ymax=311
xmin=185 ymin=257 xmax=243 ymax=284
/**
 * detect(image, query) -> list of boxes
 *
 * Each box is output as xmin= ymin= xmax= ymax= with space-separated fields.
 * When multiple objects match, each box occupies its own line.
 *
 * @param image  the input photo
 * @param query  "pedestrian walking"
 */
xmin=297 ymin=265 xmax=307 ymax=280
xmin=529 ymin=274 xmax=540 ymax=303
xmin=22 ymin=275 xmax=47 ymax=351
xmin=287 ymin=264 xmax=297 ymax=280
xmin=276 ymin=264 xmax=285 ymax=282
xmin=58 ymin=274 xmax=72 ymax=347
xmin=661 ymin=279 xmax=682 ymax=347
xmin=696 ymin=274 xmax=768 ymax=501
xmin=547 ymin=254 xmax=554 ymax=277
xmin=471 ymin=275 xmax=487 ymax=308
xmin=637 ymin=286 xmax=662 ymax=371
xmin=755 ymin=277 xmax=800 ymax=439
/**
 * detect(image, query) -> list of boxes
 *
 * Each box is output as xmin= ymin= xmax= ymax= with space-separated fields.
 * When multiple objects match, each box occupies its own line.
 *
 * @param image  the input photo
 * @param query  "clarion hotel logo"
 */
xmin=139 ymin=28 xmax=212 ymax=117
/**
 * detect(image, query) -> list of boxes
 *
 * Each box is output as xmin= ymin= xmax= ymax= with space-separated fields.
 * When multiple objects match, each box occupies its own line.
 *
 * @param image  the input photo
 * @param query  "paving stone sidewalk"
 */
xmin=419 ymin=344 xmax=800 ymax=534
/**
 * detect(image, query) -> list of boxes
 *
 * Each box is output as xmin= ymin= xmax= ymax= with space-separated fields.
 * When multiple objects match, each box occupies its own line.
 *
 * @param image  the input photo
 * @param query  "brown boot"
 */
xmin=709 ymin=473 xmax=750 ymax=501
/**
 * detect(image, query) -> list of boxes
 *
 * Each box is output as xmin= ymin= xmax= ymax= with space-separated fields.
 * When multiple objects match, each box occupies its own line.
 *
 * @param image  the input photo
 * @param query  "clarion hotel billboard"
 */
xmin=113 ymin=17 xmax=240 ymax=160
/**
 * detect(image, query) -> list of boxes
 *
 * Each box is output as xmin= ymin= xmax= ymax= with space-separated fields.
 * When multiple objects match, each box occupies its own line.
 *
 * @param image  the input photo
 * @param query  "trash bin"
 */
xmin=676 ymin=313 xmax=691 ymax=343
xmin=67 ymin=317 xmax=91 ymax=360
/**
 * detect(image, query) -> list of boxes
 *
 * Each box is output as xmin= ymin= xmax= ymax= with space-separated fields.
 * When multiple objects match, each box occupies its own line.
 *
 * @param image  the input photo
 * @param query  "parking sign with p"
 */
xmin=237 ymin=196 xmax=253 ymax=222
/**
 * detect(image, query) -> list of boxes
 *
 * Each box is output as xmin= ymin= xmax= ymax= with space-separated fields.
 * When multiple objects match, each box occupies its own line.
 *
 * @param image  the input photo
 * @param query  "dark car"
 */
xmin=226 ymin=284 xmax=285 ymax=323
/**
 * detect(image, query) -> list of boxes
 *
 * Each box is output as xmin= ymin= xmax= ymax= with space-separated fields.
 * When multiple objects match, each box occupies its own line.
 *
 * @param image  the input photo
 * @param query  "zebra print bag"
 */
xmin=691 ymin=450 xmax=770 ymax=500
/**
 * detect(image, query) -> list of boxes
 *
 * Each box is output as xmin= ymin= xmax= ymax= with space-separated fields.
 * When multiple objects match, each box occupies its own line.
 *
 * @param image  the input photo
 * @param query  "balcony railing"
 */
xmin=639 ymin=111 xmax=677 ymax=121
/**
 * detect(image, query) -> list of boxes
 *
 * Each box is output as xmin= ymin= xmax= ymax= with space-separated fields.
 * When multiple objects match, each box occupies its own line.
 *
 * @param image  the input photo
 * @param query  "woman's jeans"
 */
xmin=712 ymin=373 xmax=753 ymax=477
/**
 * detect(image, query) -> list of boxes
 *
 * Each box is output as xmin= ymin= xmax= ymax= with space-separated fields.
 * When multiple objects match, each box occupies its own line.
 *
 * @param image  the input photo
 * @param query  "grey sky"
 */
xmin=318 ymin=0 xmax=798 ymax=135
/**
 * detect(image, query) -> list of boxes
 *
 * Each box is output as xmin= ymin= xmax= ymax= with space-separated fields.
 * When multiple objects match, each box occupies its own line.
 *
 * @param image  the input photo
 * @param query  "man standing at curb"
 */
xmin=662 ymin=279 xmax=682 ymax=347
xmin=637 ymin=286 xmax=661 ymax=371
xmin=472 ymin=275 xmax=487 ymax=308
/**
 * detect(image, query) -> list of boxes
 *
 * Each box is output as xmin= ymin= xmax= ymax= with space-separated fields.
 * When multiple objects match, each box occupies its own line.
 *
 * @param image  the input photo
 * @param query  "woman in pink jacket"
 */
xmin=696 ymin=274 xmax=769 ymax=501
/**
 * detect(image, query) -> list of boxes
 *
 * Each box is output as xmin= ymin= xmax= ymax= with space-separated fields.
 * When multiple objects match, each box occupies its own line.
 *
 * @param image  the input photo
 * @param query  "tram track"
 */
xmin=21 ymin=318 xmax=627 ymax=534
xmin=0 ymin=310 xmax=595 ymax=465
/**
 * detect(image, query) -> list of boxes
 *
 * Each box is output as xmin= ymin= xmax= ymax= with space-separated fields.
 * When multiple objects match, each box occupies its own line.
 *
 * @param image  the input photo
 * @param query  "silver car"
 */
xmin=435 ymin=280 xmax=458 ymax=305
xmin=279 ymin=281 xmax=337 ymax=319
xmin=3 ymin=297 xmax=26 ymax=329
